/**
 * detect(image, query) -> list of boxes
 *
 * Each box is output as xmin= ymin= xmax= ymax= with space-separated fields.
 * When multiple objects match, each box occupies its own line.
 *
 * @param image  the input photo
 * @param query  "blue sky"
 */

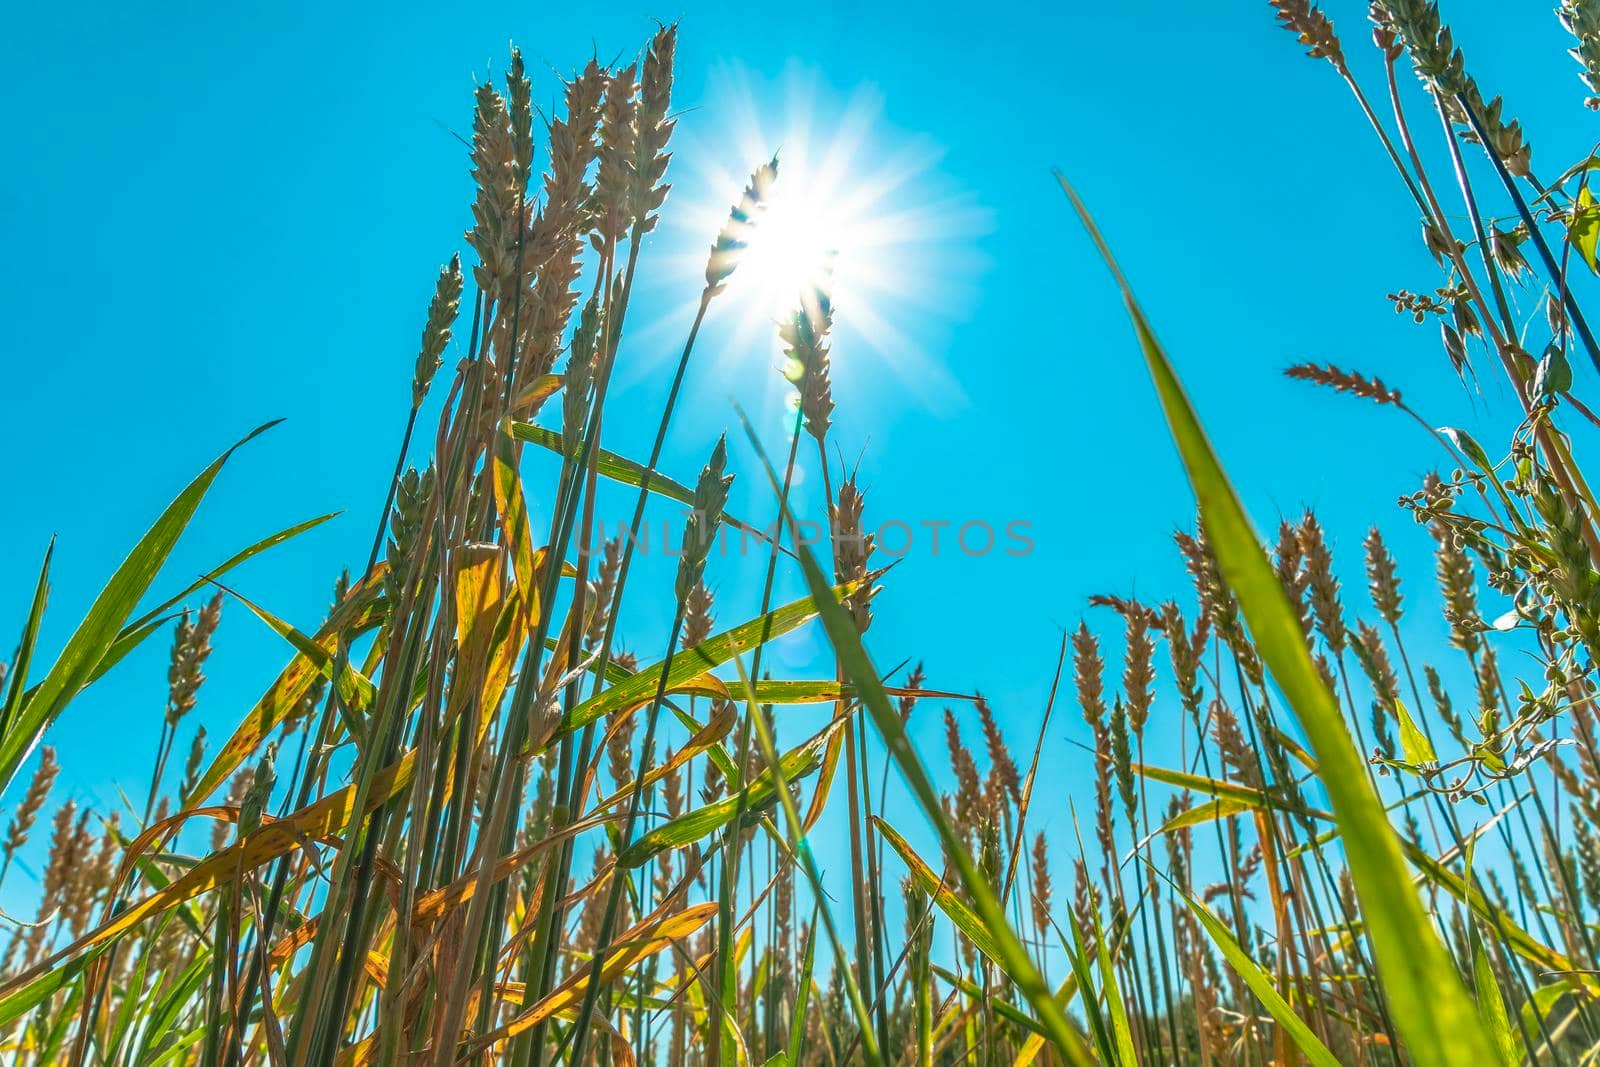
xmin=2 ymin=1 xmax=1595 ymax=910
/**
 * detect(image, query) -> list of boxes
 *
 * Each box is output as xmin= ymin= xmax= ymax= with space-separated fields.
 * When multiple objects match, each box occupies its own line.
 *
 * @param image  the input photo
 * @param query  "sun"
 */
xmin=733 ymin=175 xmax=846 ymax=321
xmin=693 ymin=117 xmax=890 ymax=333
xmin=661 ymin=62 xmax=991 ymax=414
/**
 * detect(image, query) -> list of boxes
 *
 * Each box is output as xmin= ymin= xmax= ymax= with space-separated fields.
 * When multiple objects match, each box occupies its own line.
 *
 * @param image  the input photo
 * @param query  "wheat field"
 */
xmin=9 ymin=2 xmax=1600 ymax=1064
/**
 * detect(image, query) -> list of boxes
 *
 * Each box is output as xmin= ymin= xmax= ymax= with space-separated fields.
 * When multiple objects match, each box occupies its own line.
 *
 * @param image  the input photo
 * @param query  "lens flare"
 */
xmin=736 ymin=182 xmax=843 ymax=319
xmin=663 ymin=62 xmax=991 ymax=415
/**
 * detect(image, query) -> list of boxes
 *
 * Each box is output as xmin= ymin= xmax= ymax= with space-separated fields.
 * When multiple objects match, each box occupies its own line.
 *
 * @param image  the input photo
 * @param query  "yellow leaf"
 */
xmin=1395 ymin=698 xmax=1437 ymax=766
xmin=1571 ymin=186 xmax=1600 ymax=273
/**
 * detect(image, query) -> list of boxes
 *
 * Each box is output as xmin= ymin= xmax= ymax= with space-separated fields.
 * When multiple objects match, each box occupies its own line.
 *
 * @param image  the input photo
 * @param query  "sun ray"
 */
xmin=663 ymin=61 xmax=992 ymax=417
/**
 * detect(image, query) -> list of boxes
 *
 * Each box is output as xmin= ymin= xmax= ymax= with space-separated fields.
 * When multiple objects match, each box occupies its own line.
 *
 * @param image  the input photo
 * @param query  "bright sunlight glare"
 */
xmin=662 ymin=63 xmax=992 ymax=414
xmin=735 ymin=177 xmax=846 ymax=321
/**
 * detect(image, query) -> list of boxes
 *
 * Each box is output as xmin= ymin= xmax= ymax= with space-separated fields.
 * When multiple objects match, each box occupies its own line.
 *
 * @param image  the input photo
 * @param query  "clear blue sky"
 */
xmin=2 ymin=2 xmax=1593 ymax=905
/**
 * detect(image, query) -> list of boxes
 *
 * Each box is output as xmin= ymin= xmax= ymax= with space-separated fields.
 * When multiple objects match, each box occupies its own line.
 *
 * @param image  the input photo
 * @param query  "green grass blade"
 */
xmin=1520 ymin=981 xmax=1572 ymax=1053
xmin=1091 ymin=908 xmax=1136 ymax=1067
xmin=1404 ymin=839 xmax=1578 ymax=980
xmin=614 ymin=723 xmax=836 ymax=868
xmin=564 ymin=580 xmax=870 ymax=732
xmin=1182 ymin=889 xmax=1340 ymax=1067
xmin=1060 ymin=901 xmax=1116 ymax=1065
xmin=121 ymin=511 xmax=339 ymax=636
xmin=220 ymin=581 xmax=377 ymax=724
xmin=142 ymin=1027 xmax=208 ymax=1067
xmin=106 ymin=926 xmax=155 ymax=1060
xmin=1472 ymin=938 xmax=1520 ymax=1067
xmin=0 ymin=540 xmax=53 ymax=735
xmin=80 ymin=615 xmax=173 ymax=699
xmin=1134 ymin=763 xmax=1284 ymax=808
xmin=734 ymin=402 xmax=1096 ymax=1067
xmin=134 ymin=946 xmax=211 ymax=1063
xmin=0 ymin=421 xmax=279 ymax=797
xmin=724 ymin=655 xmax=885 ymax=1067
xmin=0 ymin=945 xmax=104 ymax=1028
xmin=929 ymin=965 xmax=1051 ymax=1038
xmin=511 ymin=420 xmax=780 ymax=552
xmin=876 ymin=817 xmax=1008 ymax=966
xmin=1060 ymin=173 xmax=1496 ymax=1065
xmin=184 ymin=571 xmax=386 ymax=805
xmin=786 ymin=903 xmax=819 ymax=1066
xmin=36 ymin=981 xmax=83 ymax=1064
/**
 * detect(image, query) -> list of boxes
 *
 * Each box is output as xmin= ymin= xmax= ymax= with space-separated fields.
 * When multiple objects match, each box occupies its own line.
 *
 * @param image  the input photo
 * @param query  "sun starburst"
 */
xmin=662 ymin=62 xmax=991 ymax=417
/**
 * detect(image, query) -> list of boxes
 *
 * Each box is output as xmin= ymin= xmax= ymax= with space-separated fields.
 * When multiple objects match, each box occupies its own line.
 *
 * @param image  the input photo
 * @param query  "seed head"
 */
xmin=1121 ymin=606 xmax=1155 ymax=736
xmin=466 ymin=82 xmax=519 ymax=295
xmin=414 ymin=255 xmax=463 ymax=407
xmin=4 ymin=747 xmax=58 ymax=859
xmin=585 ymin=536 xmax=624 ymax=650
xmin=899 ymin=661 xmax=926 ymax=723
xmin=1179 ymin=521 xmax=1261 ymax=683
xmin=1283 ymin=362 xmax=1402 ymax=407
xmin=831 ymin=474 xmax=876 ymax=632
xmin=238 ymin=743 xmax=278 ymax=838
xmin=1363 ymin=527 xmax=1404 ymax=624
xmin=607 ymin=707 xmax=638 ymax=791
xmin=904 ymin=879 xmax=934 ymax=965
xmin=1072 ymin=859 xmax=1098 ymax=937
xmin=975 ymin=696 xmax=1020 ymax=808
xmin=518 ymin=61 xmax=605 ymax=386
xmin=707 ymin=156 xmax=779 ymax=291
xmin=563 ymin=293 xmax=602 ymax=456
xmin=1158 ymin=602 xmax=1206 ymax=717
xmin=167 ymin=592 xmax=222 ymax=727
xmin=675 ymin=437 xmax=733 ymax=605
xmin=682 ymin=578 xmax=715 ymax=650
xmin=180 ymin=726 xmax=207 ymax=802
xmin=1072 ymin=623 xmax=1107 ymax=729
xmin=1275 ymin=519 xmax=1314 ymax=640
xmin=41 ymin=800 xmax=84 ymax=916
xmin=1560 ymin=0 xmax=1600 ymax=107
xmin=1297 ymin=512 xmax=1347 ymax=655
xmin=544 ymin=61 xmax=605 ymax=229
xmin=569 ymin=847 xmax=616 ymax=972
xmin=1371 ymin=1 xmax=1531 ymax=175
xmin=1352 ymin=621 xmax=1400 ymax=707
xmin=1091 ymin=720 xmax=1115 ymax=873
xmin=662 ymin=748 xmax=684 ymax=819
xmin=71 ymin=815 xmax=120 ymax=939
xmin=62 ymin=812 xmax=104 ymax=939
xmin=1433 ymin=524 xmax=1482 ymax=655
xmin=1212 ymin=701 xmax=1261 ymax=786
xmin=506 ymin=47 xmax=534 ymax=189
xmin=780 ymin=280 xmax=836 ymax=444
xmin=1030 ymin=833 xmax=1052 ymax=935
xmin=943 ymin=710 xmax=982 ymax=826
xmin=1269 ymin=0 xmax=1347 ymax=75
xmin=1491 ymin=226 xmax=1531 ymax=279
xmin=630 ymin=24 xmax=677 ymax=233
xmin=593 ymin=65 xmax=639 ymax=247
xmin=1110 ymin=697 xmax=1136 ymax=824
xmin=386 ymin=464 xmax=435 ymax=608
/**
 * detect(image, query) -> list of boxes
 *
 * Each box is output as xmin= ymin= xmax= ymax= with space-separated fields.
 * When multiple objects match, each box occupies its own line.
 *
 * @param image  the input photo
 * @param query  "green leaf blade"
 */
xmin=1060 ymin=173 xmax=1497 ymax=1067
